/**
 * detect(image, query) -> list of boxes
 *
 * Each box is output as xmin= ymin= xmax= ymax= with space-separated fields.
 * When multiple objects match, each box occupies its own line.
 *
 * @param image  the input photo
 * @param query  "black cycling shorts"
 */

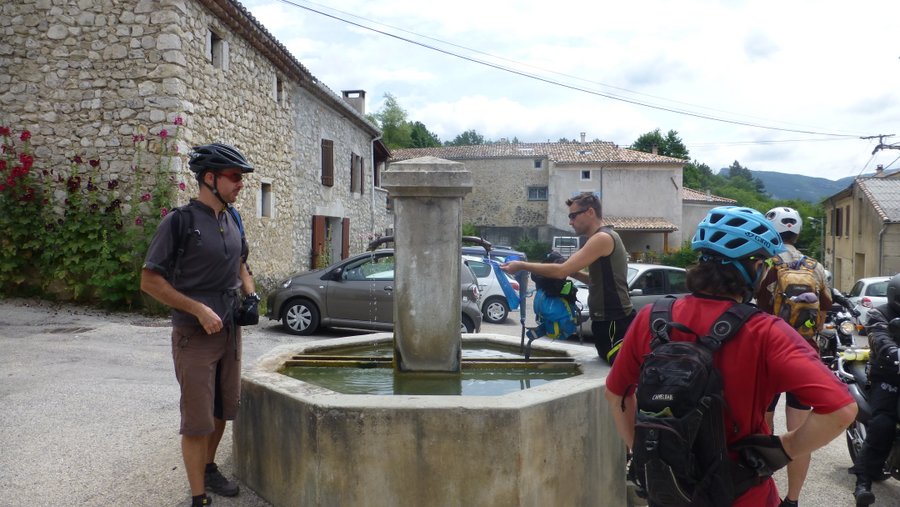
xmin=767 ymin=392 xmax=810 ymax=412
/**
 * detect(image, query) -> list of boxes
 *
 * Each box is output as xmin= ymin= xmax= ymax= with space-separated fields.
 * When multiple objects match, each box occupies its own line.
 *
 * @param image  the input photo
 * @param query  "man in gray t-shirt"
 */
xmin=141 ymin=143 xmax=257 ymax=507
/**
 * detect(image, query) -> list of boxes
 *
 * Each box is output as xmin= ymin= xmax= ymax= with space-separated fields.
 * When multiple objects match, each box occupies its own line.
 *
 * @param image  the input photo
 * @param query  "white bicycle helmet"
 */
xmin=765 ymin=207 xmax=802 ymax=235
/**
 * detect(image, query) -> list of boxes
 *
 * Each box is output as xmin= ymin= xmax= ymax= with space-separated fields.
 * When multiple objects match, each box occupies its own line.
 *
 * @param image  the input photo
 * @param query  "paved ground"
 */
xmin=1 ymin=297 xmax=899 ymax=506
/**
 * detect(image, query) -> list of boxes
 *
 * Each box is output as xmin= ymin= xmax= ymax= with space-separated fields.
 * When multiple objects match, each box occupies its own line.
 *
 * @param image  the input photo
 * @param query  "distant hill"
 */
xmin=749 ymin=171 xmax=850 ymax=202
xmin=715 ymin=169 xmax=897 ymax=203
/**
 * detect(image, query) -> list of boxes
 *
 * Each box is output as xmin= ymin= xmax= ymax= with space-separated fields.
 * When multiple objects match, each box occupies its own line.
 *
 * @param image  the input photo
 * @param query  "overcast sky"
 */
xmin=242 ymin=0 xmax=900 ymax=181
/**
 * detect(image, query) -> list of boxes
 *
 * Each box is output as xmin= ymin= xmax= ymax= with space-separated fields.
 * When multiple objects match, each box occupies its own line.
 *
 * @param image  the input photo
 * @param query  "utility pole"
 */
xmin=861 ymin=134 xmax=899 ymax=155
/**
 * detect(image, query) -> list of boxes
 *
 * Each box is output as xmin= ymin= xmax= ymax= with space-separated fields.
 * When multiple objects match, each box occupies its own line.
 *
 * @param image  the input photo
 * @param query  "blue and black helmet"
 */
xmin=691 ymin=206 xmax=785 ymax=260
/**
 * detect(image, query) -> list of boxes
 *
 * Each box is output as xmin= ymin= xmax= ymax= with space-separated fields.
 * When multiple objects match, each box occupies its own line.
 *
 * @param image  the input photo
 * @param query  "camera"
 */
xmin=236 ymin=293 xmax=260 ymax=326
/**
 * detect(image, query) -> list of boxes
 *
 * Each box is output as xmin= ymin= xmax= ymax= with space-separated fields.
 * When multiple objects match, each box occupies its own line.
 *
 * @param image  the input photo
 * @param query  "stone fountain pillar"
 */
xmin=381 ymin=156 xmax=472 ymax=373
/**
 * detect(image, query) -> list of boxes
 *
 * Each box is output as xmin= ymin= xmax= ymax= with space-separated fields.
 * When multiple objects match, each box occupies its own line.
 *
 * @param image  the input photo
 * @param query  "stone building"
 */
xmin=391 ymin=141 xmax=726 ymax=259
xmin=1 ymin=0 xmax=390 ymax=292
xmin=823 ymin=168 xmax=900 ymax=291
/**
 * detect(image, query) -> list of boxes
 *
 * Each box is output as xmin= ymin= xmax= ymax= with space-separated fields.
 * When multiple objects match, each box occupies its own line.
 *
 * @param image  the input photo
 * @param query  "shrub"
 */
xmin=0 ymin=121 xmax=186 ymax=309
xmin=659 ymin=241 xmax=699 ymax=268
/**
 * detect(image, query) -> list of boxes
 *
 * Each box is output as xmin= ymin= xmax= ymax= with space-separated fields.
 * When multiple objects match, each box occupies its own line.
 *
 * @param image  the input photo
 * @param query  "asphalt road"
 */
xmin=1 ymin=298 xmax=898 ymax=506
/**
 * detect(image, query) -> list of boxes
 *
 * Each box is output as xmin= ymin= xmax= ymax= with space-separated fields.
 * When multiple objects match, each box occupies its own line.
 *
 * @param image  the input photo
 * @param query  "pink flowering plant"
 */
xmin=0 ymin=127 xmax=43 ymax=290
xmin=0 ymin=119 xmax=186 ymax=308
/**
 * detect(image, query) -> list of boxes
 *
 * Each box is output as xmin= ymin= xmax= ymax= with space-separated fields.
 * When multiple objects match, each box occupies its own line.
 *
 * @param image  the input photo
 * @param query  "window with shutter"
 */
xmin=321 ymin=139 xmax=334 ymax=186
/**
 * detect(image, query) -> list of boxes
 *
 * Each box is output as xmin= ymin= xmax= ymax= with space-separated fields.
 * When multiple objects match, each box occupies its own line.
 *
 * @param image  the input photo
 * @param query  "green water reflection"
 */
xmin=281 ymin=365 xmax=579 ymax=396
xmin=281 ymin=341 xmax=580 ymax=396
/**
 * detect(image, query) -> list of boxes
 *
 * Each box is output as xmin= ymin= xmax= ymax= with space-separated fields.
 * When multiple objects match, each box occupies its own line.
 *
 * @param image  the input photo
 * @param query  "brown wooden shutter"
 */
xmin=359 ymin=158 xmax=364 ymax=194
xmin=349 ymin=153 xmax=357 ymax=193
xmin=341 ymin=217 xmax=350 ymax=259
xmin=311 ymin=215 xmax=326 ymax=268
xmin=321 ymin=139 xmax=334 ymax=186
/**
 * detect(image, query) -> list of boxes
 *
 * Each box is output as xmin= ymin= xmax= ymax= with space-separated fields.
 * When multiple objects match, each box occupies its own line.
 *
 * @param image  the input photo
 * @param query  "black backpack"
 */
xmin=530 ymin=250 xmax=577 ymax=305
xmin=631 ymin=297 xmax=759 ymax=506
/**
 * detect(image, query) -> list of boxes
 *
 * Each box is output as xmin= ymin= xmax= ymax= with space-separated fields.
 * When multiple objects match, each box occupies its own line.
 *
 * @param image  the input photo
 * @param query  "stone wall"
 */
xmin=1 ymin=0 xmax=389 ymax=294
xmin=460 ymin=157 xmax=549 ymax=227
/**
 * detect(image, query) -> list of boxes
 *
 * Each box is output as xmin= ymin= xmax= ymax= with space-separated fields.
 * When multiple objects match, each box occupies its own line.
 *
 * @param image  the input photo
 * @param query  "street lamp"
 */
xmin=807 ymin=216 xmax=825 ymax=264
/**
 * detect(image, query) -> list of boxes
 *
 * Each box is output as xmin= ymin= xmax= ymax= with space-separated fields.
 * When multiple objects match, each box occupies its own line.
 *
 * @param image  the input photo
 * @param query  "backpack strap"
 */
xmin=225 ymin=205 xmax=245 ymax=239
xmin=168 ymin=205 xmax=194 ymax=283
xmin=698 ymin=303 xmax=759 ymax=352
xmin=648 ymin=298 xmax=759 ymax=351
xmin=648 ymin=297 xmax=678 ymax=347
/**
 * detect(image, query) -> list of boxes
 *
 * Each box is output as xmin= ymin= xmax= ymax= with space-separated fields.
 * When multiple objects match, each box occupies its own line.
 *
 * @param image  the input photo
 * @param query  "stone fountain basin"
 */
xmin=234 ymin=333 xmax=626 ymax=507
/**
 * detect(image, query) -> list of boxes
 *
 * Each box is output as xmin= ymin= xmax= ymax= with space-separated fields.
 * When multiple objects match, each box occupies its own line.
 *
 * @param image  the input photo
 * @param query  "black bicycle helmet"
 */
xmin=887 ymin=273 xmax=900 ymax=315
xmin=188 ymin=143 xmax=253 ymax=174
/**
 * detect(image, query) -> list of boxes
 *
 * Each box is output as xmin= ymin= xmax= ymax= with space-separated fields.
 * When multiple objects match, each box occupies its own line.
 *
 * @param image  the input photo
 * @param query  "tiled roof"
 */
xmin=604 ymin=216 xmax=678 ymax=232
xmin=858 ymin=178 xmax=900 ymax=222
xmin=390 ymin=142 xmax=685 ymax=165
xmin=682 ymin=187 xmax=737 ymax=204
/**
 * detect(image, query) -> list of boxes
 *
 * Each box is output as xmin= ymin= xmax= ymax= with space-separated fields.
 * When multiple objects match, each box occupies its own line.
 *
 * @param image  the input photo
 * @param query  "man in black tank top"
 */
xmin=502 ymin=192 xmax=634 ymax=364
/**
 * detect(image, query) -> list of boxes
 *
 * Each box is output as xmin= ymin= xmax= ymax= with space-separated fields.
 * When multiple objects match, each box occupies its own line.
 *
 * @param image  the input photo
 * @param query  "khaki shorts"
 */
xmin=171 ymin=324 xmax=242 ymax=435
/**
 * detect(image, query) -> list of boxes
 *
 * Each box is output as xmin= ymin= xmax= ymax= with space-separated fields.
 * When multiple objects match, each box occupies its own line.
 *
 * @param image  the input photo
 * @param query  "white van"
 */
xmin=552 ymin=236 xmax=581 ymax=258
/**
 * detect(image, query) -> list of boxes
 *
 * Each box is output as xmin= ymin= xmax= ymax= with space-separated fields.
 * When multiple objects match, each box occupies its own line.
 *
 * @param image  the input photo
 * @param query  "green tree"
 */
xmin=630 ymin=129 xmax=689 ymax=159
xmin=409 ymin=121 xmax=441 ymax=148
xmin=683 ymin=160 xmax=715 ymax=190
xmin=723 ymin=160 xmax=766 ymax=194
xmin=372 ymin=93 xmax=412 ymax=149
xmin=446 ymin=129 xmax=487 ymax=146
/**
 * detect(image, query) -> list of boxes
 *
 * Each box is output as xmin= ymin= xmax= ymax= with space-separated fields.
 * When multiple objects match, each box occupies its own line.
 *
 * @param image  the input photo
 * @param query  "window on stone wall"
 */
xmin=350 ymin=153 xmax=358 ymax=193
xmin=534 ymin=159 xmax=542 ymax=169
xmin=321 ymin=139 xmax=334 ymax=186
xmin=359 ymin=157 xmax=365 ymax=194
xmin=834 ymin=207 xmax=843 ymax=237
xmin=857 ymin=197 xmax=863 ymax=236
xmin=580 ymin=170 xmax=591 ymax=180
xmin=275 ymin=75 xmax=284 ymax=103
xmin=209 ymin=29 xmax=226 ymax=69
xmin=527 ymin=186 xmax=548 ymax=201
xmin=845 ymin=205 xmax=851 ymax=237
xmin=259 ymin=180 xmax=273 ymax=218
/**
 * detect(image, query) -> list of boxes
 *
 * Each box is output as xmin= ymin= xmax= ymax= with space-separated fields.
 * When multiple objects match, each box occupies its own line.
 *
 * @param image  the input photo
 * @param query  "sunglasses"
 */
xmin=219 ymin=172 xmax=243 ymax=183
xmin=568 ymin=209 xmax=589 ymax=220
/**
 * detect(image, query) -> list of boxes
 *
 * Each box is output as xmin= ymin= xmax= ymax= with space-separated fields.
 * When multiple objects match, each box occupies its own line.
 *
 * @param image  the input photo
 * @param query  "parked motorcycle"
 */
xmin=834 ymin=319 xmax=900 ymax=482
xmin=818 ymin=300 xmax=862 ymax=362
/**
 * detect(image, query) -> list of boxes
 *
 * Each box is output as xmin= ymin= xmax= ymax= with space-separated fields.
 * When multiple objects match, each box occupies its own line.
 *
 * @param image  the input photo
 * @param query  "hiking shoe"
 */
xmin=205 ymin=463 xmax=239 ymax=497
xmin=191 ymin=494 xmax=212 ymax=507
xmin=853 ymin=476 xmax=875 ymax=506
xmin=779 ymin=498 xmax=798 ymax=507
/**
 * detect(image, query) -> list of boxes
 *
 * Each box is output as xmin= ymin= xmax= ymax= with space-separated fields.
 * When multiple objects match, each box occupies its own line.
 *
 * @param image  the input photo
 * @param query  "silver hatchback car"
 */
xmin=846 ymin=276 xmax=891 ymax=327
xmin=266 ymin=249 xmax=482 ymax=335
xmin=574 ymin=263 xmax=689 ymax=335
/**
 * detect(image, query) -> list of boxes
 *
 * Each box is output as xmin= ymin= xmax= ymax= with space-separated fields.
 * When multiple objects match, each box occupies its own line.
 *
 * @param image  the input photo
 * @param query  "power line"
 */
xmin=265 ymin=0 xmax=866 ymax=139
xmin=689 ymin=137 xmax=860 ymax=147
xmin=271 ymin=1 xmax=840 ymax=135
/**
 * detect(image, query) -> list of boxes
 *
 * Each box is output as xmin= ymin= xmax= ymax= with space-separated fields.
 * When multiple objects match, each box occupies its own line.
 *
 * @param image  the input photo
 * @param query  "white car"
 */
xmin=846 ymin=276 xmax=891 ymax=327
xmin=574 ymin=263 xmax=689 ymax=335
xmin=463 ymin=255 xmax=521 ymax=324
